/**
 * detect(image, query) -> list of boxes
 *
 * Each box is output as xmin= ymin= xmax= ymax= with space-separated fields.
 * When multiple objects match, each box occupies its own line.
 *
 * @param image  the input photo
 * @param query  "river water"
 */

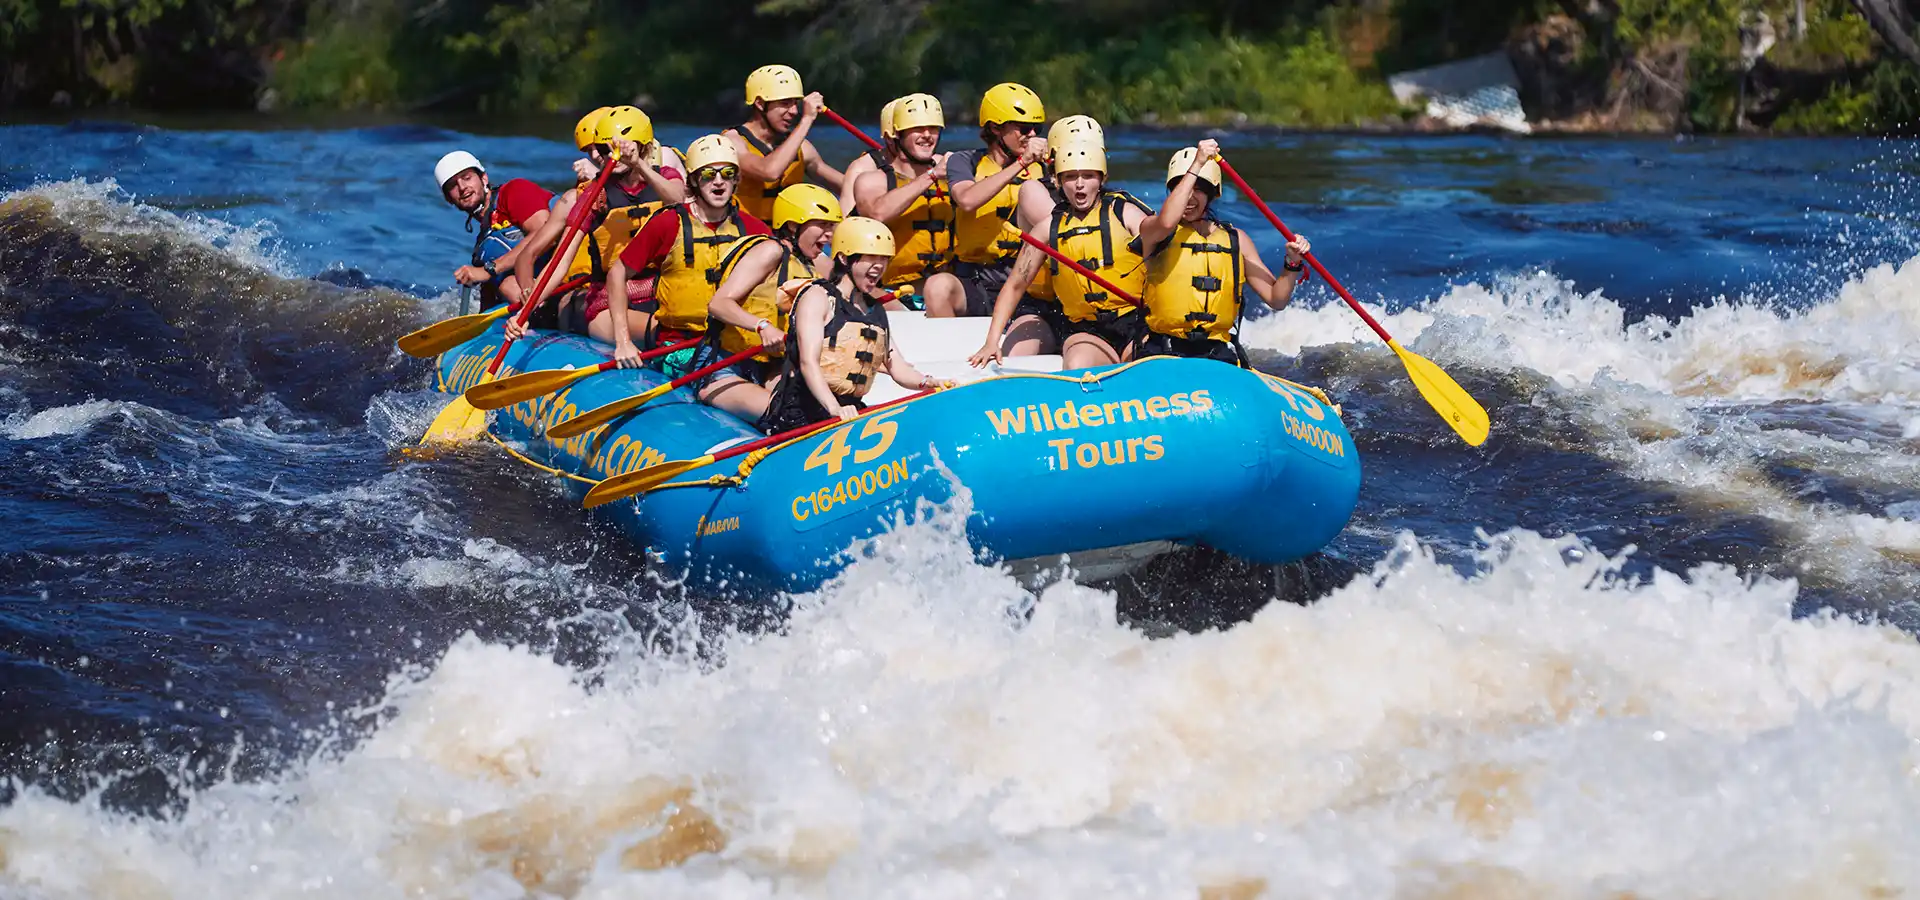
xmin=1 ymin=117 xmax=1918 ymax=897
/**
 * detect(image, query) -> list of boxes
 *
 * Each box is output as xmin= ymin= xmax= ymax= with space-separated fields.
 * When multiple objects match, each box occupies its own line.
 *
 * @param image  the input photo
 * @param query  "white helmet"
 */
xmin=434 ymin=150 xmax=485 ymax=192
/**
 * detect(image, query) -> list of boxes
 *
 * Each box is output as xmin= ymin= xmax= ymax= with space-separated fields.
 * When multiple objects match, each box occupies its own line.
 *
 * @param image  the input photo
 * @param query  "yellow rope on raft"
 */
xmin=482 ymin=430 xmax=602 ymax=485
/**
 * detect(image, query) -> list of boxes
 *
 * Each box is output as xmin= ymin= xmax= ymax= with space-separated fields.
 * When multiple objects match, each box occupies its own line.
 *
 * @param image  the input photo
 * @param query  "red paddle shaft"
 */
xmin=481 ymin=161 xmax=620 ymax=376
xmin=1017 ymin=231 xmax=1143 ymax=308
xmin=1216 ymin=159 xmax=1389 ymax=344
xmin=821 ymin=107 xmax=885 ymax=152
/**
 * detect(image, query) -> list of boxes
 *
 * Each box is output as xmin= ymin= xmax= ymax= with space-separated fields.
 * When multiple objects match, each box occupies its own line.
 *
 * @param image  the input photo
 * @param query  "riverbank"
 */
xmin=2 ymin=0 xmax=1914 ymax=134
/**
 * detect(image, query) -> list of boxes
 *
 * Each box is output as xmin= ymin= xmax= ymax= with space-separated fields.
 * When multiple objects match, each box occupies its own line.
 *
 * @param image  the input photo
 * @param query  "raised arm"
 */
xmin=804 ymin=139 xmax=846 ymax=191
xmin=1243 ymin=231 xmax=1310 ymax=310
xmin=950 ymin=138 xmax=1046 ymax=212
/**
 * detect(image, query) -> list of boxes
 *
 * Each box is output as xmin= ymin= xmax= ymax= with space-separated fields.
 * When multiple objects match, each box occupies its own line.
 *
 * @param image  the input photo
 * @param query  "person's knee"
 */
xmin=924 ymin=274 xmax=964 ymax=318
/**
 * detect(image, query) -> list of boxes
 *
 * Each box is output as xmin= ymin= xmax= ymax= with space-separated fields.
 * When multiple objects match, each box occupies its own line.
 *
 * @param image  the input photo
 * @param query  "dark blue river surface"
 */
xmin=1 ymin=117 xmax=1918 ymax=896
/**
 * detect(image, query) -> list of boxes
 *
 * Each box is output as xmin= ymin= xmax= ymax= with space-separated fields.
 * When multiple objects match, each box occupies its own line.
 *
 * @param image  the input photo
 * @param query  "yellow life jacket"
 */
xmin=1048 ymin=192 xmax=1150 ymax=323
xmin=736 ymin=129 xmax=809 ymax=223
xmin=655 ymin=205 xmax=750 ymax=332
xmin=805 ymin=279 xmax=892 ymax=399
xmin=879 ymin=166 xmax=955 ymax=289
xmin=1144 ymin=220 xmax=1245 ymax=344
xmin=954 ymin=151 xmax=1044 ymax=265
xmin=564 ymin=200 xmax=664 ymax=281
xmin=712 ymin=234 xmax=817 ymax=362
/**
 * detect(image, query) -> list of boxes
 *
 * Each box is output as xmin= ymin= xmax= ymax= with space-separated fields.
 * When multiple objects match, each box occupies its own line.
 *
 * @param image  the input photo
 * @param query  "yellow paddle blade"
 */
xmin=1388 ymin=339 xmax=1490 ymax=447
xmin=547 ymin=381 xmax=673 ymax=440
xmin=419 ymin=395 xmax=490 ymax=444
xmin=397 ymin=305 xmax=513 ymax=358
xmin=465 ymin=365 xmax=601 ymax=410
xmin=583 ymin=455 xmax=714 ymax=509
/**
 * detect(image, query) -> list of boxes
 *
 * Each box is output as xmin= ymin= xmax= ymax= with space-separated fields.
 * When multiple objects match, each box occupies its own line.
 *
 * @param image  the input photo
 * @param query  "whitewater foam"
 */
xmin=1 ymin=178 xmax=291 ymax=277
xmin=7 ymin=512 xmax=1920 ymax=898
xmin=2 ymin=399 xmax=133 ymax=440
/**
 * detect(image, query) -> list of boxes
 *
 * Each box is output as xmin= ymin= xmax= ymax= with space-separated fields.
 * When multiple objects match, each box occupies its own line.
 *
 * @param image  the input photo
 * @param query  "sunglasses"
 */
xmin=696 ymin=165 xmax=740 ymax=183
xmin=1008 ymin=122 xmax=1040 ymax=136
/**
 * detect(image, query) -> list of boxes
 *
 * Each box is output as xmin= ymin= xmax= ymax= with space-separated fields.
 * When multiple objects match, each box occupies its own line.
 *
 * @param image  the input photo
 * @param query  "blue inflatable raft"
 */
xmin=434 ymin=324 xmax=1362 ymax=594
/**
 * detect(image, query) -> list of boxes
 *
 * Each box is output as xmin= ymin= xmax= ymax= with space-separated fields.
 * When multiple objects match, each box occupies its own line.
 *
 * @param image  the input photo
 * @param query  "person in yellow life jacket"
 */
xmin=1136 ymin=139 xmax=1311 ymax=366
xmin=968 ymin=137 xmax=1153 ymax=372
xmin=699 ymin=183 xmax=845 ymax=423
xmin=726 ymin=64 xmax=846 ymax=222
xmin=945 ymin=82 xmax=1053 ymax=318
xmin=851 ymin=93 xmax=963 ymax=315
xmin=509 ymin=106 xmax=685 ymax=340
xmin=840 ymin=97 xmax=901 ymax=216
xmin=987 ymin=113 xmax=1109 ymax=354
xmin=759 ymin=217 xmax=952 ymax=433
xmin=606 ymin=134 xmax=774 ymax=372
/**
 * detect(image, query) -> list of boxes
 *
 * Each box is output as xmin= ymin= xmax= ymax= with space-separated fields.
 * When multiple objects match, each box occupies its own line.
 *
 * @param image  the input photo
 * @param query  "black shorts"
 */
xmin=1139 ymin=332 xmax=1247 ymax=366
xmin=1010 ymin=296 xmax=1071 ymax=344
xmin=952 ymin=261 xmax=1009 ymax=318
xmin=756 ymin=380 xmax=864 ymax=434
xmin=1063 ymin=309 xmax=1148 ymax=360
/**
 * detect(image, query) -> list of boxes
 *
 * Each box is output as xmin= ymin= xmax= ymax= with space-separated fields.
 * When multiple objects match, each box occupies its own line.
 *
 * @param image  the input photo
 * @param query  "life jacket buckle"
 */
xmin=913 ymin=219 xmax=948 ymax=232
xmin=1191 ymin=275 xmax=1223 ymax=292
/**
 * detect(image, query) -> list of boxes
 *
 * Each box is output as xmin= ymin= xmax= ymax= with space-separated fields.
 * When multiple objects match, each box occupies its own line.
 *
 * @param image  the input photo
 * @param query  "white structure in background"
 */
xmin=1387 ymin=51 xmax=1532 ymax=134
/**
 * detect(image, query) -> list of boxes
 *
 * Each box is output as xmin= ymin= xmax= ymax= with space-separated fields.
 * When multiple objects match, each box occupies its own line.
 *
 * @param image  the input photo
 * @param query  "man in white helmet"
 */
xmin=435 ymin=150 xmax=552 ymax=310
xmin=726 ymin=64 xmax=845 ymax=223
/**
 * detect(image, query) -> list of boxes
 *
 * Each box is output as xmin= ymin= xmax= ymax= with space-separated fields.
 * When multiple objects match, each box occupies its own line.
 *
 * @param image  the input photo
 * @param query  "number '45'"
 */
xmin=803 ymin=408 xmax=904 ymax=475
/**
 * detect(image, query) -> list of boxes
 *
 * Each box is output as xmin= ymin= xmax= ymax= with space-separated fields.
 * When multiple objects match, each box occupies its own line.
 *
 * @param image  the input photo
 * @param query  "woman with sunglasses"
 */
xmin=509 ymin=106 xmax=685 ymax=341
xmin=759 ymin=217 xmax=952 ymax=433
xmin=943 ymin=82 xmax=1052 ymax=319
xmin=606 ymin=134 xmax=772 ymax=373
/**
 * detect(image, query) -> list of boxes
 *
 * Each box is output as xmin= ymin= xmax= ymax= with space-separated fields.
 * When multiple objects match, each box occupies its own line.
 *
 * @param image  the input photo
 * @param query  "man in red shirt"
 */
xmin=435 ymin=150 xmax=552 ymax=310
xmin=605 ymin=134 xmax=772 ymax=374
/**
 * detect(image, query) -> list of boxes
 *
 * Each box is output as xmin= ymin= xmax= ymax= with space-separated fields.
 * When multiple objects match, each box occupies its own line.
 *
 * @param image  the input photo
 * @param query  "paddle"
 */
xmin=419 ymin=153 xmax=621 ymax=444
xmin=462 ymin=336 xmax=704 ymax=410
xmin=820 ymin=106 xmax=885 ymax=152
xmin=1216 ymin=158 xmax=1490 ymax=447
xmin=582 ymin=388 xmax=935 ymax=509
xmin=459 ymin=284 xmax=473 ymax=317
xmin=397 ymin=275 xmax=590 ymax=359
xmin=1017 ymin=231 xmax=1143 ymax=307
xmin=547 ymin=343 xmax=768 ymax=440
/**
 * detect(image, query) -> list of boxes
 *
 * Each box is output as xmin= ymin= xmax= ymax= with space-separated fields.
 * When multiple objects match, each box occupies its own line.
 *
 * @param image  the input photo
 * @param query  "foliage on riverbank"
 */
xmin=1 ymin=0 xmax=1915 ymax=133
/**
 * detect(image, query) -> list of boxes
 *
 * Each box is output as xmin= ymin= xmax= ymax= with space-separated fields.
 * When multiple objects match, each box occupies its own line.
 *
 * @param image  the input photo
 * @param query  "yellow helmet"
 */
xmin=1047 ymin=115 xmax=1103 ymax=152
xmin=891 ymin=93 xmax=945 ymax=132
xmin=745 ymin=64 xmax=804 ymax=105
xmin=683 ymin=134 xmax=740 ymax=175
xmin=978 ymin=82 xmax=1044 ymax=126
xmin=574 ymin=106 xmax=613 ymax=150
xmin=1051 ymin=138 xmax=1106 ymax=176
xmin=1165 ymin=146 xmax=1221 ymax=191
xmin=595 ymin=105 xmax=654 ymax=148
xmin=878 ymin=98 xmax=902 ymax=140
xmin=832 ymin=216 xmax=896 ymax=259
xmin=772 ymin=183 xmax=845 ymax=229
